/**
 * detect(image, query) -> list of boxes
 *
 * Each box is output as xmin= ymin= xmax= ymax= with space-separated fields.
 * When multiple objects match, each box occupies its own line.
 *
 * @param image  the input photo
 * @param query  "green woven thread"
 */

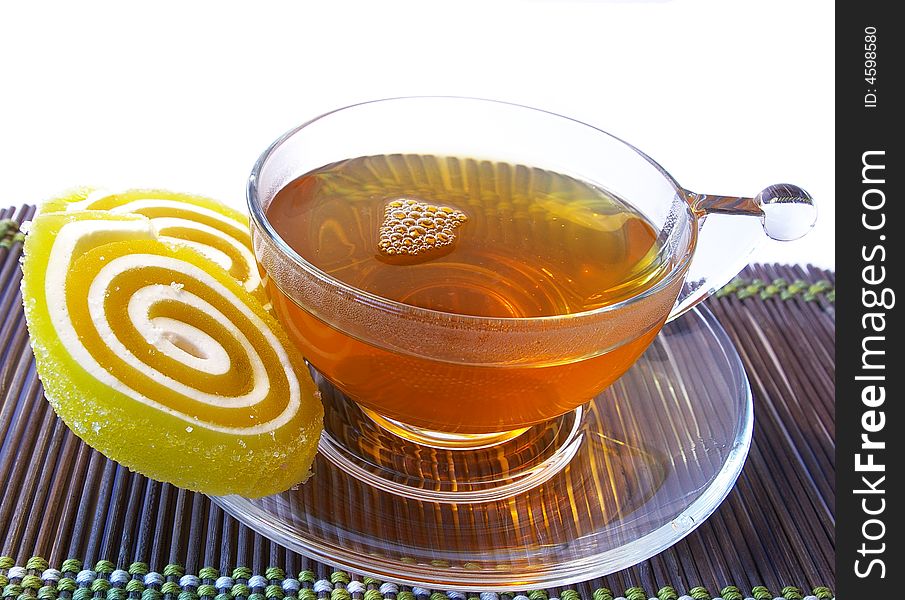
xmin=803 ymin=280 xmax=832 ymax=301
xmin=0 ymin=219 xmax=25 ymax=249
xmin=719 ymin=586 xmax=742 ymax=600
xmin=395 ymin=592 xmax=415 ymax=600
xmin=362 ymin=591 xmax=382 ymax=600
xmin=559 ymin=591 xmax=579 ymax=600
xmin=22 ymin=575 xmax=43 ymax=590
xmin=739 ymin=278 xmax=764 ymax=300
xmin=262 ymin=570 xmax=283 ymax=584
xmin=72 ymin=588 xmax=92 ymax=600
xmin=750 ymin=586 xmax=772 ymax=600
xmin=128 ymin=565 xmax=149 ymax=578
xmin=38 ymin=586 xmax=59 ymax=600
xmin=328 ymin=574 xmax=349 ymax=586
xmin=108 ymin=589 xmax=127 ymax=600
xmin=428 ymin=593 xmax=446 ymax=600
xmin=297 ymin=589 xmax=316 ymax=600
xmin=0 ymin=556 xmax=14 ymax=570
xmin=125 ymin=582 xmax=145 ymax=594
xmin=527 ymin=591 xmax=548 ymax=600
xmin=160 ymin=582 xmax=181 ymax=595
xmin=656 ymin=586 xmax=678 ymax=600
xmin=197 ymin=586 xmax=216 ymax=598
xmin=329 ymin=589 xmax=350 ymax=600
xmin=249 ymin=593 xmax=265 ymax=600
xmin=92 ymin=579 xmax=113 ymax=593
xmin=232 ymin=569 xmax=252 ymax=582
xmin=716 ymin=276 xmax=834 ymax=303
xmin=811 ymin=587 xmax=833 ymax=599
xmin=782 ymin=280 xmax=806 ymax=299
xmin=178 ymin=592 xmax=197 ymax=600
xmin=687 ymin=587 xmax=710 ymax=600
xmin=5 ymin=584 xmax=25 ymax=597
xmin=231 ymin=584 xmax=250 ymax=598
xmin=591 ymin=590 xmax=612 ymax=600
xmin=96 ymin=562 xmax=116 ymax=575
xmin=198 ymin=570 xmax=218 ymax=583
xmin=163 ymin=567 xmax=184 ymax=579
xmin=623 ymin=588 xmax=646 ymax=600
xmin=780 ymin=586 xmax=803 ymax=600
xmin=761 ymin=279 xmax=785 ymax=299
xmin=264 ymin=585 xmax=282 ymax=599
xmin=27 ymin=558 xmax=50 ymax=573
xmin=61 ymin=562 xmax=83 ymax=576
xmin=296 ymin=573 xmax=314 ymax=585
xmin=141 ymin=590 xmax=163 ymax=600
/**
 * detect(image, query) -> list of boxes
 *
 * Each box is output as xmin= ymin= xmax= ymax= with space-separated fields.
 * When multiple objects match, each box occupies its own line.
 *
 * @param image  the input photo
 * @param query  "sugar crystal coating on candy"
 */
xmin=40 ymin=187 xmax=265 ymax=302
xmin=377 ymin=199 xmax=467 ymax=256
xmin=21 ymin=207 xmax=323 ymax=498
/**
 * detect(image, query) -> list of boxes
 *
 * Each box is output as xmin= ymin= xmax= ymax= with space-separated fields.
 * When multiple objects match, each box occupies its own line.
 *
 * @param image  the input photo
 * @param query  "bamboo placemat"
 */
xmin=0 ymin=204 xmax=834 ymax=600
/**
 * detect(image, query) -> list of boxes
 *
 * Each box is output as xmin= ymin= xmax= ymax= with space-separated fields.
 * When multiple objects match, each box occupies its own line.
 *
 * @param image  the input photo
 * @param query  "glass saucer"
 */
xmin=212 ymin=306 xmax=752 ymax=590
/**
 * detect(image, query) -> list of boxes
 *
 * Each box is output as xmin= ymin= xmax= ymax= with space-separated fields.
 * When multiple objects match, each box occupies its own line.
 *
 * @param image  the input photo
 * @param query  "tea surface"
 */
xmin=266 ymin=155 xmax=666 ymax=318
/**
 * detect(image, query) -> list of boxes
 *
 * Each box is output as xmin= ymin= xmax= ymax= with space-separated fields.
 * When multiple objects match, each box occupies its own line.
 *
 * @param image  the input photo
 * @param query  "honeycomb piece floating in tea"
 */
xmin=21 ymin=207 xmax=323 ymax=498
xmin=378 ymin=198 xmax=468 ymax=256
xmin=39 ymin=187 xmax=266 ymax=304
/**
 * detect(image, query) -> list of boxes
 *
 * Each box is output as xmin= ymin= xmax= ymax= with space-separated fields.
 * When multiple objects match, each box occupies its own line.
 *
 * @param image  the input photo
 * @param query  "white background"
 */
xmin=1 ymin=0 xmax=834 ymax=269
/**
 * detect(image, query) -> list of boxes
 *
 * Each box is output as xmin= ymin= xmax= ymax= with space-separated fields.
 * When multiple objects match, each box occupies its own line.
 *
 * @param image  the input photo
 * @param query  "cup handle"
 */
xmin=668 ymin=183 xmax=817 ymax=320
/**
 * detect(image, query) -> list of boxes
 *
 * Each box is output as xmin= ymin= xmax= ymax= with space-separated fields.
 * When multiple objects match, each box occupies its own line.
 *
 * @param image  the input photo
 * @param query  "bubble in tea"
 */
xmin=376 ymin=198 xmax=468 ymax=259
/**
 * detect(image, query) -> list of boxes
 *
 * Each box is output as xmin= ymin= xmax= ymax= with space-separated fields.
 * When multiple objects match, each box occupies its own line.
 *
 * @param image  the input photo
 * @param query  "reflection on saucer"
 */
xmin=213 ymin=307 xmax=752 ymax=590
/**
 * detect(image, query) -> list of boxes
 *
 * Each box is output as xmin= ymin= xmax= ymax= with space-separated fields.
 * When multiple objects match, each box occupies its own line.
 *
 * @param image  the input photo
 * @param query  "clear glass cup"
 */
xmin=247 ymin=96 xmax=814 ymax=450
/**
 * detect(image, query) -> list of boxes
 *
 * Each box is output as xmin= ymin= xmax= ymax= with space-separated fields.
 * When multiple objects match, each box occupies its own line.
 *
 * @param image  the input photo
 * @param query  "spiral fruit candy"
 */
xmin=21 ymin=210 xmax=323 ymax=497
xmin=40 ymin=187 xmax=265 ymax=302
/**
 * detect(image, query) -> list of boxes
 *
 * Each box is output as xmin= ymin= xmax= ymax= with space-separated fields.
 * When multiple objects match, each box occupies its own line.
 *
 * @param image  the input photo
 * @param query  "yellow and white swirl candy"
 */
xmin=40 ymin=187 xmax=265 ymax=303
xmin=21 ymin=210 xmax=322 ymax=497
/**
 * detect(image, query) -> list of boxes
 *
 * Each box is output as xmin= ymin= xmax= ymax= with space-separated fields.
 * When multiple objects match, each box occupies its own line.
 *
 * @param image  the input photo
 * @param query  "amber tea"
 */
xmin=265 ymin=154 xmax=675 ymax=433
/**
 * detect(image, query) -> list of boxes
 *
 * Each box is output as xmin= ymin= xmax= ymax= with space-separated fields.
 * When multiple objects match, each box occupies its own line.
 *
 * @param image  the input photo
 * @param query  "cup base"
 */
xmin=313 ymin=370 xmax=585 ymax=503
xmin=359 ymin=408 xmax=530 ymax=449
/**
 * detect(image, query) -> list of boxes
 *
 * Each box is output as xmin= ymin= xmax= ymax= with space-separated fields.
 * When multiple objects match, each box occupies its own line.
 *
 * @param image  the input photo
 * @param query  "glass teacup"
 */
xmin=247 ymin=97 xmax=814 ymax=451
